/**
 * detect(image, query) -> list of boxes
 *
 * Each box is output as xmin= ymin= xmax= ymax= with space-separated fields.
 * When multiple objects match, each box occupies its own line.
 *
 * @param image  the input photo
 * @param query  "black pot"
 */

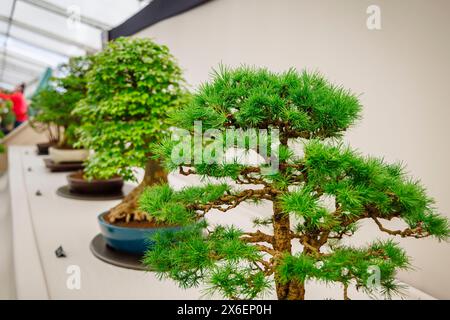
xmin=44 ymin=158 xmax=84 ymax=172
xmin=67 ymin=172 xmax=124 ymax=195
xmin=36 ymin=142 xmax=55 ymax=155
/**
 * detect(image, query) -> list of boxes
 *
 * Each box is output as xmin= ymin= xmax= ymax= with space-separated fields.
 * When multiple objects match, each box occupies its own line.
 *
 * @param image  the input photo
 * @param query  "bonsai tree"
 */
xmin=0 ymin=98 xmax=13 ymax=153
xmin=30 ymin=56 xmax=92 ymax=148
xmin=74 ymin=37 xmax=187 ymax=223
xmin=139 ymin=66 xmax=449 ymax=300
xmin=0 ymin=131 xmax=4 ymax=153
xmin=30 ymin=87 xmax=67 ymax=146
xmin=0 ymin=99 xmax=15 ymax=134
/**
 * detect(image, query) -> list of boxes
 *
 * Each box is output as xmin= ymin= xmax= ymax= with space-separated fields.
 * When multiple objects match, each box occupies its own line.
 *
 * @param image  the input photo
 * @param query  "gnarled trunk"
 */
xmin=108 ymin=158 xmax=167 ymax=223
xmin=272 ymin=201 xmax=306 ymax=300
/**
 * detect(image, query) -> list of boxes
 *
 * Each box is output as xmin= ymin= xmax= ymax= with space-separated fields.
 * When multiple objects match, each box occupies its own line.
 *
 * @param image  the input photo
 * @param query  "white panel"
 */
xmin=0 ymin=82 xmax=14 ymax=90
xmin=44 ymin=0 xmax=150 ymax=26
xmin=0 ymin=0 xmax=14 ymax=17
xmin=3 ymin=65 xmax=37 ymax=79
xmin=5 ymin=36 xmax=68 ymax=68
xmin=0 ymin=20 xmax=8 ymax=34
xmin=2 ymin=57 xmax=43 ymax=76
xmin=1 ymin=70 xmax=31 ymax=84
xmin=13 ymin=1 xmax=102 ymax=50
xmin=4 ymin=55 xmax=45 ymax=74
xmin=8 ymin=148 xmax=50 ymax=299
xmin=10 ymin=25 xmax=85 ymax=56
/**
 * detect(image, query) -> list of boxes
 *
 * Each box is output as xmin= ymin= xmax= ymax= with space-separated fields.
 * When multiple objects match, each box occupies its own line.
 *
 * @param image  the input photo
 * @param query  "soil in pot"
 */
xmin=67 ymin=171 xmax=124 ymax=195
xmin=103 ymin=211 xmax=177 ymax=228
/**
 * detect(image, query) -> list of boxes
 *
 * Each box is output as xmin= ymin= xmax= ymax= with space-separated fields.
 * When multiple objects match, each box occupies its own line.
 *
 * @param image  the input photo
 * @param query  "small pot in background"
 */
xmin=49 ymin=147 xmax=89 ymax=163
xmin=67 ymin=172 xmax=124 ymax=195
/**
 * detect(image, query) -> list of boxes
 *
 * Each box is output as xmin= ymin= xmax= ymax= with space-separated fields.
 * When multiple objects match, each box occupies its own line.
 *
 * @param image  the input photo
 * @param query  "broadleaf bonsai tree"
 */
xmin=139 ymin=66 xmax=449 ymax=300
xmin=74 ymin=37 xmax=187 ymax=223
xmin=0 ymin=99 xmax=15 ymax=134
xmin=30 ymin=56 xmax=92 ymax=148
xmin=0 ymin=98 xmax=11 ymax=152
xmin=0 ymin=130 xmax=4 ymax=153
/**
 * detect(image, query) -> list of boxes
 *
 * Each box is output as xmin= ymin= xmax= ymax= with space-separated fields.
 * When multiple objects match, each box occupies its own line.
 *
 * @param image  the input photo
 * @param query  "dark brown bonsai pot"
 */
xmin=67 ymin=171 xmax=124 ymax=195
xmin=36 ymin=142 xmax=56 ymax=155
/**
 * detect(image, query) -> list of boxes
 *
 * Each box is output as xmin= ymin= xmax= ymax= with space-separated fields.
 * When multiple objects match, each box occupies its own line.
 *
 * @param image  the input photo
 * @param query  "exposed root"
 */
xmin=108 ymin=158 xmax=167 ymax=224
xmin=108 ymin=182 xmax=150 ymax=223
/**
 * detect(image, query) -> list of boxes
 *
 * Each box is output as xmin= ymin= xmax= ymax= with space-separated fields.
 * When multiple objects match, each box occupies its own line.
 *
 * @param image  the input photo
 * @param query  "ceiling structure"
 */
xmin=0 ymin=0 xmax=151 ymax=91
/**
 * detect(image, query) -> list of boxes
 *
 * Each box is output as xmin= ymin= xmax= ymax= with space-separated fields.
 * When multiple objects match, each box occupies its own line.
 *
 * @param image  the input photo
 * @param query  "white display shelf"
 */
xmin=8 ymin=146 xmax=435 ymax=300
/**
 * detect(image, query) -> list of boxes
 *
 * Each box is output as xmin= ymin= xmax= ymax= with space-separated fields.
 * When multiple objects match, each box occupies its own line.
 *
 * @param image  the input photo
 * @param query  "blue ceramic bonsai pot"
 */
xmin=98 ymin=212 xmax=180 ymax=255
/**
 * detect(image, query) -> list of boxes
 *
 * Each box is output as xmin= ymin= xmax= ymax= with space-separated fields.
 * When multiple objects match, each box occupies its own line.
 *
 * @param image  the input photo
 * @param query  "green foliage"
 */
xmin=140 ymin=66 xmax=448 ymax=300
xmin=0 ymin=99 xmax=12 ymax=153
xmin=140 ymin=183 xmax=273 ymax=299
xmin=281 ymin=186 xmax=336 ymax=230
xmin=30 ymin=56 xmax=92 ymax=148
xmin=277 ymin=240 xmax=410 ymax=298
xmin=297 ymin=141 xmax=449 ymax=240
xmin=31 ymin=87 xmax=66 ymax=130
xmin=0 ymin=130 xmax=4 ymax=153
xmin=139 ymin=183 xmax=230 ymax=225
xmin=152 ymin=66 xmax=361 ymax=180
xmin=0 ymin=99 xmax=15 ymax=128
xmin=143 ymin=222 xmax=269 ymax=299
xmin=171 ymin=65 xmax=362 ymax=137
xmin=74 ymin=37 xmax=188 ymax=180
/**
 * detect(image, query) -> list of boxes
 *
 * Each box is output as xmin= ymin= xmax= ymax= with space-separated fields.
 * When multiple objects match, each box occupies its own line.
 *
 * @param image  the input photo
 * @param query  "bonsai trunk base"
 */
xmin=272 ymin=203 xmax=307 ymax=300
xmin=107 ymin=157 xmax=168 ymax=224
xmin=94 ymin=158 xmax=173 ymax=255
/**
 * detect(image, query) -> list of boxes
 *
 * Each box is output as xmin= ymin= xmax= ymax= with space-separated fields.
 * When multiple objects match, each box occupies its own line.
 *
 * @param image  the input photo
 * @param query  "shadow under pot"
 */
xmin=98 ymin=212 xmax=181 ymax=255
xmin=67 ymin=172 xmax=124 ymax=195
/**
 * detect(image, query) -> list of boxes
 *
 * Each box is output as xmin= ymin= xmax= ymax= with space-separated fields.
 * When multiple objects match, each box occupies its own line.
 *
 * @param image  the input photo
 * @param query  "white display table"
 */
xmin=8 ymin=146 xmax=435 ymax=300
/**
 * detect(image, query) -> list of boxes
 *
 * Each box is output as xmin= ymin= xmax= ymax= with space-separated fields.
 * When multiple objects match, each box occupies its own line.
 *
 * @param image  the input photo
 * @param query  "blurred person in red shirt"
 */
xmin=0 ymin=83 xmax=28 ymax=128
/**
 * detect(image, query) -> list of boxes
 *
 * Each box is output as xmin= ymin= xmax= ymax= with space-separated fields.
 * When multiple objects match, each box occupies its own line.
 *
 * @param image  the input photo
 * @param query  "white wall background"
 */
xmin=136 ymin=0 xmax=450 ymax=299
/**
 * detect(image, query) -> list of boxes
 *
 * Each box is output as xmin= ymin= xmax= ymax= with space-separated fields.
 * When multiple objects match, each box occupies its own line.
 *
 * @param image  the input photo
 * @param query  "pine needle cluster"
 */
xmin=139 ymin=66 xmax=448 ymax=300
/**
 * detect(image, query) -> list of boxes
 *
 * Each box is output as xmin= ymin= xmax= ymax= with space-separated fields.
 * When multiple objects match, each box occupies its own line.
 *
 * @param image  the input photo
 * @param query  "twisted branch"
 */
xmin=371 ymin=215 xmax=428 ymax=238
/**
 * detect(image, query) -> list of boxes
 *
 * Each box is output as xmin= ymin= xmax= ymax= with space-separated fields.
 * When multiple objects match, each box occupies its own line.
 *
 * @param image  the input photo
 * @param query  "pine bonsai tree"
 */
xmin=139 ymin=66 xmax=449 ymax=300
xmin=74 ymin=37 xmax=187 ymax=223
xmin=30 ymin=56 xmax=92 ymax=148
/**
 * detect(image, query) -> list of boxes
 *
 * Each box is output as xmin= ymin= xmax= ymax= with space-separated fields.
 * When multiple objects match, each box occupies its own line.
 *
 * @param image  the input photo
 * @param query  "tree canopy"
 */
xmin=74 ymin=37 xmax=188 ymax=181
xmin=138 ymin=66 xmax=449 ymax=300
xmin=30 ymin=56 xmax=92 ymax=148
